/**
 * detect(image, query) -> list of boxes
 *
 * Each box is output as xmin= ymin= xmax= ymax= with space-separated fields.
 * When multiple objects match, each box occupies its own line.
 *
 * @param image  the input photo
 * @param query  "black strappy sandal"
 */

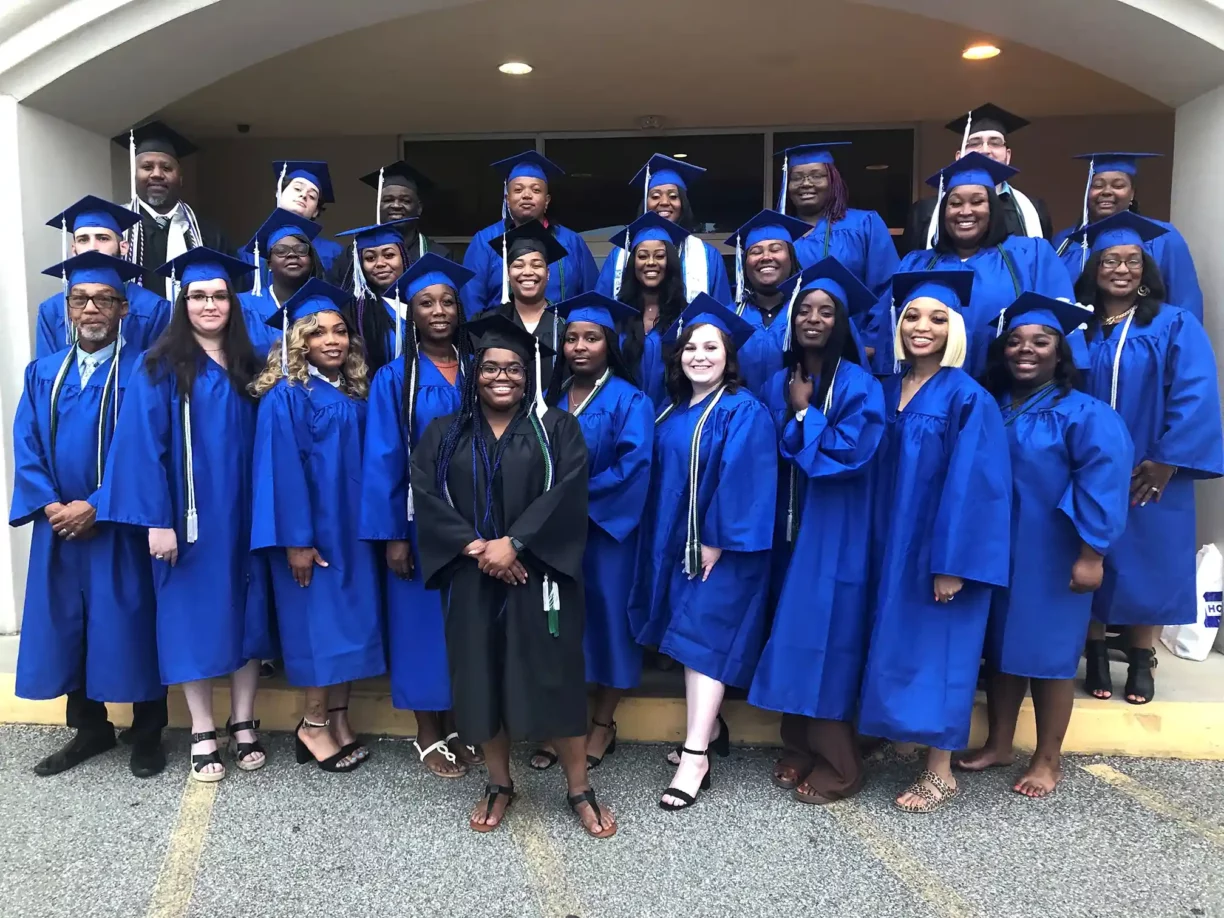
xmin=1125 ymin=647 xmax=1158 ymax=705
xmin=293 ymin=718 xmax=363 ymax=773
xmin=190 ymin=730 xmax=225 ymax=783
xmin=666 ymin=713 xmax=729 ymax=765
xmin=470 ymin=783 xmax=516 ymax=833
xmin=586 ymin=718 xmax=618 ymax=770
xmin=328 ymin=706 xmax=369 ymax=761
xmin=225 ymin=717 xmax=266 ymax=772
xmin=1084 ymin=639 xmax=1113 ymax=699
xmin=568 ymin=787 xmax=617 ymax=838
xmin=659 ymin=746 xmax=713 ymax=811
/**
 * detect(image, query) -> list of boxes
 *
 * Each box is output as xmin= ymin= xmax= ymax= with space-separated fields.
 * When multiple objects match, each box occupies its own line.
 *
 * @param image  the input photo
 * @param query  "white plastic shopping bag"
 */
xmin=1161 ymin=544 xmax=1222 ymax=661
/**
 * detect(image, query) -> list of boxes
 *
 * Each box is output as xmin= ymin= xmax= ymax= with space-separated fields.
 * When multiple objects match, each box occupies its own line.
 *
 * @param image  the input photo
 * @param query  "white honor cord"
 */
xmin=570 ymin=369 xmax=611 ymax=418
xmin=1109 ymin=308 xmax=1135 ymax=410
xmin=684 ymin=386 xmax=727 ymax=576
xmin=890 ymin=298 xmax=901 ymax=374
xmin=1079 ymin=157 xmax=1094 ymax=273
xmin=375 ymin=167 xmax=385 ymax=223
xmin=183 ymin=394 xmax=199 ymax=544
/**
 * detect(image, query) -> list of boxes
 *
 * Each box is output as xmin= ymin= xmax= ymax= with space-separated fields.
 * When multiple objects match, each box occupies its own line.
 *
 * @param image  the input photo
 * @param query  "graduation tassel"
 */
xmin=375 ymin=167 xmax=385 ymax=223
xmin=683 ymin=387 xmax=726 ymax=577
xmin=777 ymin=153 xmax=789 ymax=214
xmin=733 ymin=233 xmax=745 ymax=314
xmin=926 ymin=175 xmax=945 ymax=249
xmin=393 ymin=290 xmax=403 ymax=360
xmin=781 ymin=279 xmax=802 ymax=352
xmin=1079 ymin=156 xmax=1094 ymax=273
xmin=279 ymin=307 xmax=289 ymax=373
xmin=251 ymin=241 xmax=262 ymax=298
xmin=276 ymin=162 xmax=287 ymax=202
xmin=501 ymin=178 xmax=509 ymax=221
xmin=500 ymin=233 xmax=510 ymax=305
xmin=996 ymin=308 xmax=1007 ymax=337
xmin=169 ymin=265 xmax=179 ymax=306
xmin=890 ymin=298 xmax=901 ymax=374
xmin=182 ymin=395 xmax=199 ymax=544
xmin=533 ymin=338 xmax=547 ymax=420
xmin=959 ymin=111 xmax=973 ymax=157
xmin=128 ymin=130 xmax=137 ymax=204
xmin=642 ymin=164 xmax=651 ymax=213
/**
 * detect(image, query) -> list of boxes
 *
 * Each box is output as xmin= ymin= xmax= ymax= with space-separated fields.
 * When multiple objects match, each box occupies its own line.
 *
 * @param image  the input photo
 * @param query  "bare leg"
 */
xmin=414 ymin=710 xmax=465 ymax=777
xmin=470 ymin=728 xmax=514 ymax=829
xmin=297 ymin=687 xmax=356 ymax=765
xmin=661 ymin=668 xmax=722 ymax=807
xmin=556 ymin=735 xmax=616 ymax=836
xmin=1126 ymin=625 xmax=1160 ymax=703
xmin=228 ymin=660 xmax=264 ymax=768
xmin=182 ymin=680 xmax=221 ymax=776
xmin=897 ymin=747 xmax=957 ymax=809
xmin=325 ymin=683 xmax=360 ymax=749
xmin=1015 ymin=678 xmax=1073 ymax=798
xmin=586 ymin=686 xmax=624 ymax=763
xmin=957 ymin=672 xmax=1024 ymax=771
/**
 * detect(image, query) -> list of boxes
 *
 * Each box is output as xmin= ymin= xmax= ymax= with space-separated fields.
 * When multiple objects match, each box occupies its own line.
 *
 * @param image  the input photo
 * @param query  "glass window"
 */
xmin=401 ymin=137 xmax=536 ymax=237
xmin=772 ymin=129 xmax=914 ymax=229
xmin=542 ymin=134 xmax=766 ymax=234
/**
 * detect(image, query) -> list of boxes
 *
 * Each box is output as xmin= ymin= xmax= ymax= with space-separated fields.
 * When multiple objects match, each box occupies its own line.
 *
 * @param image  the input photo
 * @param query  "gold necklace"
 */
xmin=1101 ymin=307 xmax=1135 ymax=327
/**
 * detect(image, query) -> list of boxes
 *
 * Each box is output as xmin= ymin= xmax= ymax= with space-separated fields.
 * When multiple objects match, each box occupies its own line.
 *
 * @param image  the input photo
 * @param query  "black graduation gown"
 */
xmin=136 ymin=208 xmax=236 ymax=296
xmin=411 ymin=406 xmax=589 ymax=745
xmin=900 ymin=191 xmax=1053 ymax=255
xmin=327 ymin=233 xmax=452 ymax=287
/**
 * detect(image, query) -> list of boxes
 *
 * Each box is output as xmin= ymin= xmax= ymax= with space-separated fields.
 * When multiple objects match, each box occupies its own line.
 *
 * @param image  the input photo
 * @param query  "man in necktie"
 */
xmin=112 ymin=121 xmax=237 ymax=298
xmin=12 ymin=251 xmax=167 ymax=778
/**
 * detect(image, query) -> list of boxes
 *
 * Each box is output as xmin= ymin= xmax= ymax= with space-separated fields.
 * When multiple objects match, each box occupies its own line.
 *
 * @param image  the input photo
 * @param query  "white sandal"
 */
xmin=414 ymin=738 xmax=466 ymax=779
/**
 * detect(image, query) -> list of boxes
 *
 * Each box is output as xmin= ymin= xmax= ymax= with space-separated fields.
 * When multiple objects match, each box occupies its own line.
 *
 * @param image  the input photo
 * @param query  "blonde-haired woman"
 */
xmin=857 ymin=271 xmax=1012 ymax=813
xmin=250 ymin=278 xmax=385 ymax=773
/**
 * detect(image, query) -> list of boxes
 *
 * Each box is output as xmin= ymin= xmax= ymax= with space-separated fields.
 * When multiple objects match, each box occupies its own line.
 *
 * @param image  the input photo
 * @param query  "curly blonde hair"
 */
xmin=249 ymin=311 xmax=370 ymax=399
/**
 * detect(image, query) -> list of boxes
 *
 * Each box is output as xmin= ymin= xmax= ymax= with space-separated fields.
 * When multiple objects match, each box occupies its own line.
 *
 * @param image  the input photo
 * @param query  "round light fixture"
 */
xmin=673 ymin=153 xmax=688 ymax=159
xmin=499 ymin=61 xmax=533 ymax=75
xmin=962 ymin=43 xmax=1000 ymax=61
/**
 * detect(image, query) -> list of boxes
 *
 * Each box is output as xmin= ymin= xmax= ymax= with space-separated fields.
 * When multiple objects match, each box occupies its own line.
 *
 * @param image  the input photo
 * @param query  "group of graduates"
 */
xmin=11 ymin=103 xmax=1223 ymax=839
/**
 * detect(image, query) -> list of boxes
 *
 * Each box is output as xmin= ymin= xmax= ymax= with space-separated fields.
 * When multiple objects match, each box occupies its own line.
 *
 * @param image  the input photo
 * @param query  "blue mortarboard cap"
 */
xmin=244 ymin=208 xmax=323 ymax=256
xmin=45 ymin=195 xmax=139 ymax=235
xmin=491 ymin=151 xmax=565 ymax=183
xmin=779 ymin=256 xmax=876 ymax=319
xmin=273 ymin=160 xmax=334 ymax=204
xmin=610 ymin=212 xmax=691 ymax=251
xmin=1073 ymin=152 xmax=1162 ymax=177
xmin=553 ymin=291 xmax=639 ymax=330
xmin=392 ymin=253 xmax=476 ymax=302
xmin=925 ymin=151 xmax=1018 ymax=191
xmin=1079 ymin=211 xmax=1169 ymax=253
xmin=1002 ymin=292 xmax=1095 ymax=336
xmin=661 ymin=293 xmax=757 ymax=350
xmin=629 ymin=154 xmax=706 ymax=191
xmin=156 ymin=247 xmax=257 ymax=286
xmin=335 ymin=218 xmax=417 ymax=251
xmin=724 ymin=210 xmax=811 ymax=250
xmin=270 ymin=277 xmax=352 ymax=328
xmin=892 ymin=270 xmax=975 ymax=312
xmin=42 ymin=250 xmax=142 ymax=290
xmin=777 ymin=142 xmax=851 ymax=167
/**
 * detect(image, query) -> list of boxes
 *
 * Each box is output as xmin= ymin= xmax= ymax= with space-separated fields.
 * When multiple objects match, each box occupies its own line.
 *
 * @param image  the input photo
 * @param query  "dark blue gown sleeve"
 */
xmin=587 ymin=391 xmax=654 ymax=543
xmin=1060 ymin=401 xmax=1134 ymax=554
xmin=250 ymin=382 xmax=316 ymax=550
xmin=702 ymin=400 xmax=777 ymax=552
xmin=10 ymin=364 xmax=59 ymax=526
xmin=779 ymin=370 xmax=885 ymax=481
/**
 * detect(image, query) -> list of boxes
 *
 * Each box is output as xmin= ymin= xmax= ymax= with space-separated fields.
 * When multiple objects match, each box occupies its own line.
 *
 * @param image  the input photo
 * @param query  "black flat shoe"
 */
xmin=586 ymin=718 xmax=617 ymax=770
xmin=1125 ymin=647 xmax=1158 ymax=705
xmin=130 ymin=736 xmax=166 ymax=778
xmin=34 ymin=728 xmax=116 ymax=776
xmin=659 ymin=747 xmax=713 ymax=811
xmin=1084 ymin=639 xmax=1113 ymax=699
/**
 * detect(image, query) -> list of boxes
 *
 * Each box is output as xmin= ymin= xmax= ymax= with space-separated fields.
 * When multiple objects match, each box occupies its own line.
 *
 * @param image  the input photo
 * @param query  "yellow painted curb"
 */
xmin=2 ymin=673 xmax=1222 ymax=760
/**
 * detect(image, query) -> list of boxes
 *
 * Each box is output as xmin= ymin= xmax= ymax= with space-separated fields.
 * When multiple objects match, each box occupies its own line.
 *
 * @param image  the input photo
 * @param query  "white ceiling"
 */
xmin=159 ymin=0 xmax=1169 ymax=138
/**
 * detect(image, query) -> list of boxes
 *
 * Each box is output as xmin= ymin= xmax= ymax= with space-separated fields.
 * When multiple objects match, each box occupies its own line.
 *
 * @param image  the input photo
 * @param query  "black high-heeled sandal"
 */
xmin=659 ymin=747 xmax=713 ymax=811
xmin=586 ymin=718 xmax=618 ymax=770
xmin=666 ymin=713 xmax=729 ymax=765
xmin=190 ymin=730 xmax=225 ymax=783
xmin=1124 ymin=647 xmax=1158 ymax=705
xmin=225 ymin=717 xmax=266 ymax=772
xmin=294 ymin=718 xmax=363 ymax=773
xmin=328 ymin=706 xmax=369 ymax=761
xmin=1084 ymin=639 xmax=1113 ymax=699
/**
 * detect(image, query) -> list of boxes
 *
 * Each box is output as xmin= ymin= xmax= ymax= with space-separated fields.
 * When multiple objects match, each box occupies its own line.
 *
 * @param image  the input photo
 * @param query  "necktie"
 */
xmin=154 ymin=216 xmax=170 ymax=231
xmin=79 ymin=357 xmax=98 ymax=386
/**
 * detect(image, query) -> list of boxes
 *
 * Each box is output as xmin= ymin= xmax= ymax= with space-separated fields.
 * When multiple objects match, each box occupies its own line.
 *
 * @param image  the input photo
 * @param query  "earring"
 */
xmin=1137 ymin=284 xmax=1150 ymax=297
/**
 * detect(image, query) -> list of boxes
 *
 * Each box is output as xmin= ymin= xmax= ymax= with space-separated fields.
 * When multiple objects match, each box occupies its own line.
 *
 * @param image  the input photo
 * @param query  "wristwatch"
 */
xmin=509 ymin=536 xmax=526 ymax=554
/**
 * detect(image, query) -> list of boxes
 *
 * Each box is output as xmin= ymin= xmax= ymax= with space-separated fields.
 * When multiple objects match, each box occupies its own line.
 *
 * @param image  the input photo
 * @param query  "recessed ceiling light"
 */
xmin=499 ymin=61 xmax=533 ymax=75
xmin=865 ymin=164 xmax=889 ymax=171
xmin=673 ymin=153 xmax=688 ymax=159
xmin=962 ymin=43 xmax=1000 ymax=61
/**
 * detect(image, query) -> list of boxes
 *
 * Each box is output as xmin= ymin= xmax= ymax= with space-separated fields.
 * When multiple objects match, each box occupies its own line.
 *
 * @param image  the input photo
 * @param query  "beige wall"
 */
xmin=186 ymin=113 xmax=1175 ymax=246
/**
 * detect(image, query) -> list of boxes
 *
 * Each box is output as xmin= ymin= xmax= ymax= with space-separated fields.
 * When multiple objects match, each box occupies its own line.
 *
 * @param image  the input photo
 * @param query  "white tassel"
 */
xmin=777 ymin=153 xmax=789 ymax=214
xmin=393 ymin=290 xmax=403 ymax=359
xmin=959 ymin=111 xmax=973 ymax=157
xmin=927 ymin=175 xmax=945 ymax=250
xmin=533 ymin=339 xmax=547 ymax=419
xmin=170 ymin=265 xmax=179 ymax=306
xmin=183 ymin=394 xmax=199 ymax=544
xmin=60 ymin=217 xmax=72 ymax=347
xmin=1079 ymin=156 xmax=1094 ymax=273
xmin=611 ymin=245 xmax=626 ymax=299
xmin=734 ymin=233 xmax=745 ymax=310
xmin=996 ymin=308 xmax=1007 ymax=337
xmin=406 ymin=486 xmax=415 ymax=522
xmin=128 ymin=130 xmax=137 ymax=203
xmin=642 ymin=164 xmax=651 ymax=213
xmin=501 ymin=233 xmax=510 ymax=305
xmin=375 ymin=167 xmax=385 ymax=223
xmin=501 ymin=178 xmax=509 ymax=221
xmin=890 ymin=299 xmax=900 ymax=374
xmin=276 ymin=162 xmax=287 ymax=202
xmin=252 ymin=241 xmax=262 ymax=298
xmin=782 ymin=280 xmax=803 ymax=351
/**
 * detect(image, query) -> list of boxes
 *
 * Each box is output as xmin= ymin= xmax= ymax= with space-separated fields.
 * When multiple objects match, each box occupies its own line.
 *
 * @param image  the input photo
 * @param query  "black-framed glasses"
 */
xmin=788 ymin=170 xmax=829 ymax=187
xmin=269 ymin=243 xmax=310 ymax=258
xmin=478 ymin=362 xmax=526 ymax=381
xmin=964 ymin=136 xmax=1008 ymax=150
xmin=1101 ymin=256 xmax=1144 ymax=271
xmin=67 ymin=293 xmax=124 ymax=312
xmin=186 ymin=292 xmax=232 ymax=305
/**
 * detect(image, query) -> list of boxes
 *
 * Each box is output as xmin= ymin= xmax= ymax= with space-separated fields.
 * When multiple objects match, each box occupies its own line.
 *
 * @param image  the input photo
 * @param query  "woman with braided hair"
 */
xmin=335 ymin=218 xmax=419 ymax=374
xmin=411 ymin=315 xmax=615 ymax=839
xmin=360 ymin=254 xmax=485 ymax=779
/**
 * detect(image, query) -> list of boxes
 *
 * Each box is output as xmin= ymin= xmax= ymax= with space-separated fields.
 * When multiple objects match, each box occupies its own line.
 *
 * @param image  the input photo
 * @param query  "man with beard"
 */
xmin=111 ymin=121 xmax=236 ymax=297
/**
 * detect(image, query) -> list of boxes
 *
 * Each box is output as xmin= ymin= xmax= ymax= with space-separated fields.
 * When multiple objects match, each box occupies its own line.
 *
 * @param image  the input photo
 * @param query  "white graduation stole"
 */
xmin=611 ymin=234 xmax=710 ymax=303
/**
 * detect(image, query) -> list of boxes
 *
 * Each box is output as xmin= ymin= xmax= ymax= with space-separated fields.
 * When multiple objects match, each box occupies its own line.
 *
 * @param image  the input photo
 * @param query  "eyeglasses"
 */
xmin=269 ymin=243 xmax=310 ymax=258
xmin=1100 ymin=256 xmax=1144 ymax=271
xmin=964 ymin=137 xmax=1008 ymax=150
xmin=478 ymin=362 xmax=526 ymax=381
xmin=67 ymin=293 xmax=124 ymax=312
xmin=789 ymin=171 xmax=828 ymax=187
xmin=184 ymin=292 xmax=230 ymax=307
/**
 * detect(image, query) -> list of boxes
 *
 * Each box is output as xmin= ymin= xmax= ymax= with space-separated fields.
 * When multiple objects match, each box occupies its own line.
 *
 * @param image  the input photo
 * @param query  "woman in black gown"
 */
xmin=411 ymin=314 xmax=617 ymax=839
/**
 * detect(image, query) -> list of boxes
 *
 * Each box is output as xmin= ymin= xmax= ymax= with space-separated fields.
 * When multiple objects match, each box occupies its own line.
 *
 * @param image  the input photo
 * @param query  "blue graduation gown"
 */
xmin=636 ymin=329 xmax=668 ymax=411
xmin=559 ymin=376 xmax=654 ymax=689
xmin=461 ymin=220 xmax=599 ymax=315
xmin=987 ymin=388 xmax=1133 ymax=679
xmin=1082 ymin=306 xmax=1224 ymax=626
xmin=857 ymin=369 xmax=1011 ymax=750
xmin=35 ymin=284 xmax=170 ymax=358
xmin=793 ymin=208 xmax=900 ymax=299
xmin=749 ymin=361 xmax=885 ymax=720
xmin=865 ymin=236 xmax=1074 ymax=378
xmin=1053 ymin=220 xmax=1203 ymax=323
xmin=252 ymin=377 xmax=385 ymax=686
xmin=628 ymin=387 xmax=777 ymax=687
xmin=236 ymin=291 xmax=284 ymax=360
xmin=595 ymin=239 xmax=733 ymax=304
xmin=11 ymin=345 xmax=162 ymax=703
xmin=730 ymin=306 xmax=777 ymax=396
xmin=359 ymin=356 xmax=463 ymax=710
xmin=97 ymin=358 xmax=272 ymax=685
xmin=759 ymin=369 xmax=796 ymax=615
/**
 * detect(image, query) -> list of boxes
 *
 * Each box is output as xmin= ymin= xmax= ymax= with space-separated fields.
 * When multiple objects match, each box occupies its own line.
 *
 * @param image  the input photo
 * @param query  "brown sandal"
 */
xmin=470 ymin=783 xmax=515 ymax=833
xmin=793 ymin=781 xmax=834 ymax=805
xmin=771 ymin=758 xmax=806 ymax=791
xmin=894 ymin=769 xmax=959 ymax=813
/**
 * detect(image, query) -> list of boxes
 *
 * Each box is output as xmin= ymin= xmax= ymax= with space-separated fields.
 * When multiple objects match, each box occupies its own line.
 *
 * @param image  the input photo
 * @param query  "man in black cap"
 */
xmin=112 ymin=121 xmax=236 ymax=297
xmin=901 ymin=103 xmax=1053 ymax=254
